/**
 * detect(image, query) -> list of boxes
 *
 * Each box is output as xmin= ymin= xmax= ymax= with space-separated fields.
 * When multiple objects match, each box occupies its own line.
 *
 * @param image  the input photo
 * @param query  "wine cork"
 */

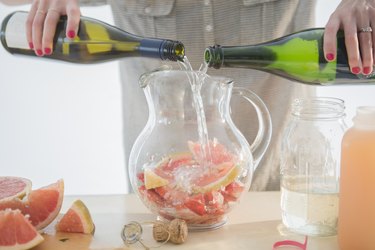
xmin=152 ymin=219 xmax=188 ymax=244
xmin=168 ymin=219 xmax=188 ymax=244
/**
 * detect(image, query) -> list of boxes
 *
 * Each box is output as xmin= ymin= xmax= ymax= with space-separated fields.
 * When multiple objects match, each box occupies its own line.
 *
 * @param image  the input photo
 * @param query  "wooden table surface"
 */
xmin=33 ymin=192 xmax=339 ymax=250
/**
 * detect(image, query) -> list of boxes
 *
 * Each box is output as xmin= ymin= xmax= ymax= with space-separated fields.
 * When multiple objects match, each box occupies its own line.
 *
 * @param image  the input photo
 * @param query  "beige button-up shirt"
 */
xmin=81 ymin=0 xmax=317 ymax=191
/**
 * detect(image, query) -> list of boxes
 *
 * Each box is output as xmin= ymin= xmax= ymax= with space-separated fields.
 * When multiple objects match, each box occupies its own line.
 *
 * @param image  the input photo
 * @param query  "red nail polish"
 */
xmin=44 ymin=48 xmax=52 ymax=55
xmin=352 ymin=67 xmax=361 ymax=74
xmin=326 ymin=53 xmax=334 ymax=61
xmin=36 ymin=49 xmax=43 ymax=56
xmin=29 ymin=42 xmax=34 ymax=49
xmin=363 ymin=67 xmax=372 ymax=75
xmin=67 ymin=30 xmax=75 ymax=38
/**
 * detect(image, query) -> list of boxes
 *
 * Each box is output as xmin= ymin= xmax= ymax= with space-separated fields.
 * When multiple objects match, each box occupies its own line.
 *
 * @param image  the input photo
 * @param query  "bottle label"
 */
xmin=5 ymin=12 xmax=29 ymax=50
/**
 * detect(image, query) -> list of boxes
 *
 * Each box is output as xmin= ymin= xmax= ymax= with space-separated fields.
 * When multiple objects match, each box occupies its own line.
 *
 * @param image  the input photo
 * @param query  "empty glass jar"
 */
xmin=280 ymin=97 xmax=347 ymax=236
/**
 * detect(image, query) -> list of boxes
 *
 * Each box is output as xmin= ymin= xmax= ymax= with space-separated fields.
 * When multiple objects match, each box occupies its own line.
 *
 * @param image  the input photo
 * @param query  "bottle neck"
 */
xmin=139 ymin=39 xmax=184 ymax=61
xmin=205 ymin=44 xmax=274 ymax=69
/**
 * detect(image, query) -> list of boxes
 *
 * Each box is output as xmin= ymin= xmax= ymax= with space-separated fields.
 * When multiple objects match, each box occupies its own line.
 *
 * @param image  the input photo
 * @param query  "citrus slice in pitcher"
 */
xmin=144 ymin=169 xmax=169 ymax=189
xmin=191 ymin=162 xmax=240 ymax=194
xmin=188 ymin=140 xmax=234 ymax=164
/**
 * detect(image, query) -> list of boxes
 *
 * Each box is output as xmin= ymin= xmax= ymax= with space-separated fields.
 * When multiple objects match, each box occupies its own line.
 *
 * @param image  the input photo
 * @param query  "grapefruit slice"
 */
xmin=0 ymin=176 xmax=32 ymax=201
xmin=56 ymin=199 xmax=95 ymax=234
xmin=188 ymin=140 xmax=234 ymax=165
xmin=0 ymin=179 xmax=64 ymax=230
xmin=144 ymin=169 xmax=169 ymax=189
xmin=0 ymin=209 xmax=44 ymax=250
xmin=192 ymin=162 xmax=240 ymax=194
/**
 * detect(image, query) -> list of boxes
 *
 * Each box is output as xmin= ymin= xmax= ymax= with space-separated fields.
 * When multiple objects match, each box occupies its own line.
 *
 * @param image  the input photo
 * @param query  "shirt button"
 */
xmin=205 ymin=24 xmax=213 ymax=32
xmin=204 ymin=0 xmax=210 ymax=6
xmin=144 ymin=6 xmax=152 ymax=14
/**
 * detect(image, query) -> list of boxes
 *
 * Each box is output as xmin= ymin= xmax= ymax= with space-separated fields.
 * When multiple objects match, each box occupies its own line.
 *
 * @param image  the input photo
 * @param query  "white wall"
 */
xmin=0 ymin=4 xmax=126 ymax=195
xmin=1 ymin=1 xmax=374 ymax=195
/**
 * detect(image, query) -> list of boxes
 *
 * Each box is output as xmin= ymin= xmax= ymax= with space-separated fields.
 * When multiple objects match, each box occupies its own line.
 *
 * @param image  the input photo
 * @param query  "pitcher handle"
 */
xmin=232 ymin=87 xmax=272 ymax=169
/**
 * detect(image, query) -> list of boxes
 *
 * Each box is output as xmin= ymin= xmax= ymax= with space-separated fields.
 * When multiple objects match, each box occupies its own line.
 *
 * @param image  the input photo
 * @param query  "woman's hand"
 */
xmin=324 ymin=0 xmax=375 ymax=75
xmin=27 ymin=0 xmax=80 ymax=56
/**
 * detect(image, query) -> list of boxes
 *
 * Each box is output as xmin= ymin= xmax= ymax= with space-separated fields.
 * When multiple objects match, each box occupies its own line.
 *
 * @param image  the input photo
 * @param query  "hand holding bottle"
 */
xmin=26 ymin=0 xmax=80 ymax=56
xmin=324 ymin=0 xmax=375 ymax=75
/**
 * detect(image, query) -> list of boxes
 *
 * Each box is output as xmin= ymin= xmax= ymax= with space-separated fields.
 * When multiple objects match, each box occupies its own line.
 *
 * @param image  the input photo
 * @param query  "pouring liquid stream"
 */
xmin=178 ymin=57 xmax=212 ymax=167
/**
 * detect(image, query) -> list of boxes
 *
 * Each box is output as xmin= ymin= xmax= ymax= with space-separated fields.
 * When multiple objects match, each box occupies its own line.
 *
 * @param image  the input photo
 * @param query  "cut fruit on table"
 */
xmin=0 ymin=209 xmax=44 ymax=250
xmin=56 ymin=199 xmax=95 ymax=234
xmin=0 ymin=179 xmax=64 ymax=230
xmin=0 ymin=176 xmax=32 ymax=201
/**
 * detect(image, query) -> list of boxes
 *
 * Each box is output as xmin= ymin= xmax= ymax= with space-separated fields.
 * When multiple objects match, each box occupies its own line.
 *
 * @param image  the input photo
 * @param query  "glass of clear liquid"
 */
xmin=280 ymin=97 xmax=347 ymax=236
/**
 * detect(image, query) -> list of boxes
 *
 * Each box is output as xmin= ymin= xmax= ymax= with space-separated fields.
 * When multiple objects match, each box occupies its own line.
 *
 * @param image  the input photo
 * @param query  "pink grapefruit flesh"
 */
xmin=0 ymin=176 xmax=32 ymax=201
xmin=138 ymin=140 xmax=245 ymax=224
xmin=0 ymin=209 xmax=44 ymax=250
xmin=0 ymin=179 xmax=64 ymax=230
xmin=56 ymin=199 xmax=95 ymax=234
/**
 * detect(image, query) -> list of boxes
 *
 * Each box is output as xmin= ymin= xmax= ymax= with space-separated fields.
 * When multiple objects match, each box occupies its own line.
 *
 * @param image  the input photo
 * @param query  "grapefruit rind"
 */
xmin=192 ymin=164 xmax=241 ymax=194
xmin=0 ymin=176 xmax=32 ymax=201
xmin=56 ymin=199 xmax=95 ymax=234
xmin=0 ymin=179 xmax=65 ymax=230
xmin=144 ymin=169 xmax=169 ymax=190
xmin=0 ymin=209 xmax=44 ymax=250
xmin=155 ymin=152 xmax=193 ymax=170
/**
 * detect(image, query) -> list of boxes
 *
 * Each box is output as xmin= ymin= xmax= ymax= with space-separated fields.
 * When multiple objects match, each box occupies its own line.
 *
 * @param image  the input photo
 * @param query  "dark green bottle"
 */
xmin=1 ymin=11 xmax=185 ymax=63
xmin=205 ymin=28 xmax=375 ymax=85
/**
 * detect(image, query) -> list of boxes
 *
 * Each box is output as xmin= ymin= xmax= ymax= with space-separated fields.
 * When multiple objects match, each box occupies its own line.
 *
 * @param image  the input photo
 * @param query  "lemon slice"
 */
xmin=144 ymin=169 xmax=169 ymax=189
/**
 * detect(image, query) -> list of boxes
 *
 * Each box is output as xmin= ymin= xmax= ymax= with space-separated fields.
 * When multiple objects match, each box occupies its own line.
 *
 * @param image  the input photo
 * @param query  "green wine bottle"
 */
xmin=205 ymin=28 xmax=375 ymax=85
xmin=1 ymin=11 xmax=185 ymax=63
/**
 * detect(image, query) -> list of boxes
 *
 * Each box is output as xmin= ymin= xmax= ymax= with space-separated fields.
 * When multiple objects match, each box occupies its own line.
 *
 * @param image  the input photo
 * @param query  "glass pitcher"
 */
xmin=129 ymin=68 xmax=272 ymax=230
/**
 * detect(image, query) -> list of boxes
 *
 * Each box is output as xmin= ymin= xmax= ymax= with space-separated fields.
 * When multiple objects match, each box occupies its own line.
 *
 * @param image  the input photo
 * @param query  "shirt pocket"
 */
xmin=239 ymin=0 xmax=294 ymax=44
xmin=242 ymin=0 xmax=279 ymax=6
xmin=115 ymin=0 xmax=177 ymax=39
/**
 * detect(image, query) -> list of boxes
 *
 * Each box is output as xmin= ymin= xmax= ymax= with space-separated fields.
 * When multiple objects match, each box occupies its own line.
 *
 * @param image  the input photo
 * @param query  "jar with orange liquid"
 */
xmin=338 ymin=106 xmax=375 ymax=249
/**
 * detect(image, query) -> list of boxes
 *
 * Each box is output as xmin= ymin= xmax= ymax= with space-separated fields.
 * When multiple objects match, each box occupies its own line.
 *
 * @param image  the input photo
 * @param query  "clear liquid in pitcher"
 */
xmin=131 ymin=57 xmax=271 ymax=230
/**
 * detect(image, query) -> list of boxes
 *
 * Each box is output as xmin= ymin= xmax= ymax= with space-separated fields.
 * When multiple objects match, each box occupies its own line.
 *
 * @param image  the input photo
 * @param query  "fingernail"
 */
xmin=363 ymin=67 xmax=372 ymax=75
xmin=44 ymin=48 xmax=52 ymax=55
xmin=36 ymin=49 xmax=43 ymax=56
xmin=352 ymin=67 xmax=361 ymax=74
xmin=67 ymin=30 xmax=75 ymax=39
xmin=326 ymin=53 xmax=335 ymax=61
xmin=29 ymin=42 xmax=34 ymax=49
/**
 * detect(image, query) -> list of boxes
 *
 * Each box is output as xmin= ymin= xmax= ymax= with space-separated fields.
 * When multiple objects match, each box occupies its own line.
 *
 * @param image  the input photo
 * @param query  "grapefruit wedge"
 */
xmin=0 ymin=209 xmax=44 ymax=250
xmin=188 ymin=140 xmax=234 ymax=164
xmin=144 ymin=169 xmax=169 ymax=190
xmin=0 ymin=179 xmax=64 ymax=230
xmin=192 ymin=162 xmax=240 ymax=194
xmin=0 ymin=176 xmax=32 ymax=201
xmin=56 ymin=199 xmax=95 ymax=234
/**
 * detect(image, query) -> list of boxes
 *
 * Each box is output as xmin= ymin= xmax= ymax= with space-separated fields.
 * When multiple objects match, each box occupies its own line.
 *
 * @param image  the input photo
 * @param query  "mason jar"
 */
xmin=280 ymin=97 xmax=347 ymax=236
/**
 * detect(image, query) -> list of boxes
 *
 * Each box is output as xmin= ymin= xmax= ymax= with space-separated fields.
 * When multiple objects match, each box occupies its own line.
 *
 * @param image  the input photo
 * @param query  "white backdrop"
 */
xmin=1 ymin=1 xmax=374 ymax=195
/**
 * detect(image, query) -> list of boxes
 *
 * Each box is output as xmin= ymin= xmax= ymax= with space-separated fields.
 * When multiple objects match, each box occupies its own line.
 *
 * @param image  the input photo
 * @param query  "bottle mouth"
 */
xmin=204 ymin=45 xmax=223 ymax=69
xmin=162 ymin=40 xmax=185 ymax=61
